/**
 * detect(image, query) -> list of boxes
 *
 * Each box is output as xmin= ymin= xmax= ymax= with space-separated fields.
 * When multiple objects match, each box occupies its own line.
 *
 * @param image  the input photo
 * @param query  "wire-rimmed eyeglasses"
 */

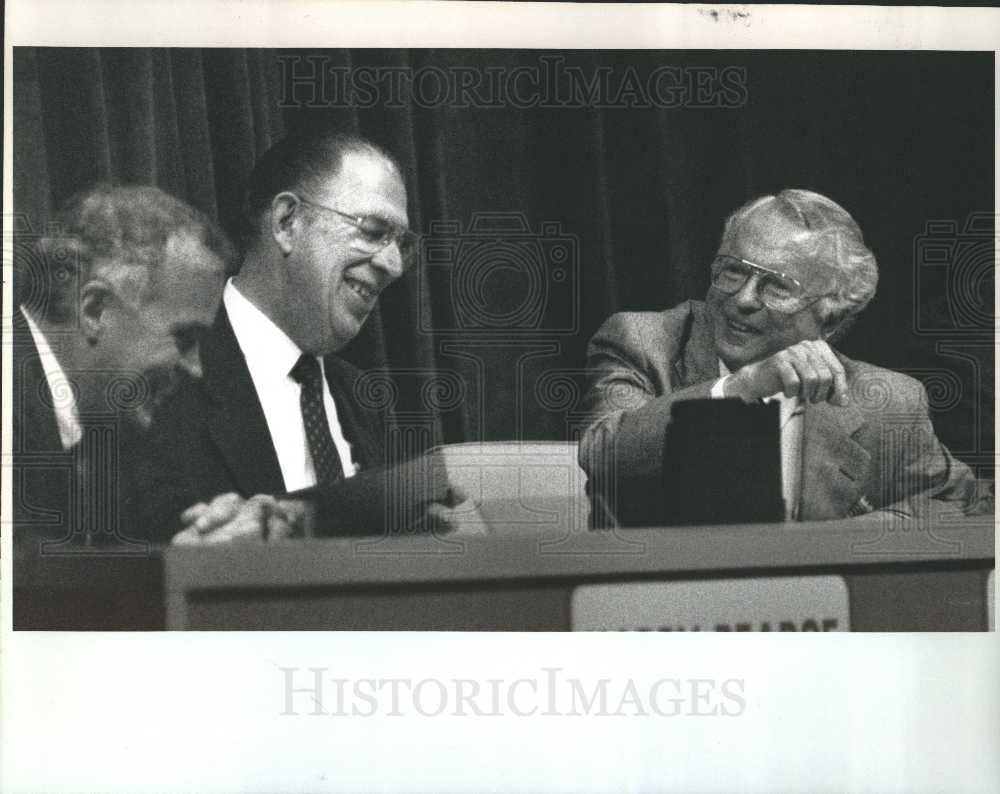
xmin=710 ymin=254 xmax=828 ymax=314
xmin=296 ymin=194 xmax=419 ymax=270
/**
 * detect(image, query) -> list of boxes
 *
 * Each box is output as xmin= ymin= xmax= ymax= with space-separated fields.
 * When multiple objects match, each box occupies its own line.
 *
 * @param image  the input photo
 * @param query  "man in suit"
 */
xmin=137 ymin=132 xmax=474 ymax=544
xmin=579 ymin=189 xmax=989 ymax=527
xmin=11 ymin=185 xmax=231 ymax=550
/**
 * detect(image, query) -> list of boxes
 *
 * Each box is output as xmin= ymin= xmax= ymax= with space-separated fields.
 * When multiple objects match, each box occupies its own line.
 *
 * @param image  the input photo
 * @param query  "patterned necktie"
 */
xmin=290 ymin=354 xmax=344 ymax=486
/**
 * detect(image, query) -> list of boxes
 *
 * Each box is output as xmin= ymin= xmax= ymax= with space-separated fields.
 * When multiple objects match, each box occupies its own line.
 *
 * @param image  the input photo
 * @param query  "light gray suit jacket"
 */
xmin=579 ymin=300 xmax=987 ymax=525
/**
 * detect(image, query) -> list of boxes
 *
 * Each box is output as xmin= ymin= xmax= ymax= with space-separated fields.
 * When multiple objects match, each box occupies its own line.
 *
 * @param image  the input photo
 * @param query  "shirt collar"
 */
xmin=21 ymin=306 xmax=83 ymax=449
xmin=224 ymin=279 xmax=307 ymax=382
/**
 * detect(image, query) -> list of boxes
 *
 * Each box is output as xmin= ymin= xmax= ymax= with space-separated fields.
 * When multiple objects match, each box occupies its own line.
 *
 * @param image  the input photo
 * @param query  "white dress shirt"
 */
xmin=224 ymin=280 xmax=358 ymax=492
xmin=21 ymin=306 xmax=82 ymax=450
xmin=711 ymin=362 xmax=803 ymax=520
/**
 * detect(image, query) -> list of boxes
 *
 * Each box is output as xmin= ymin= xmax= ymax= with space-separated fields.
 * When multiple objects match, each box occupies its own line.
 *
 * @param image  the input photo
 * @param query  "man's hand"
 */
xmin=171 ymin=492 xmax=307 ymax=545
xmin=172 ymin=454 xmax=491 ymax=543
xmin=724 ymin=339 xmax=849 ymax=406
xmin=427 ymin=486 xmax=490 ymax=536
xmin=421 ymin=453 xmax=490 ymax=535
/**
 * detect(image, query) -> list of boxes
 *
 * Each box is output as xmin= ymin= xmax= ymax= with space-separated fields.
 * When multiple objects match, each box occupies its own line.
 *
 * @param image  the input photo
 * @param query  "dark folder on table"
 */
xmin=656 ymin=398 xmax=784 ymax=526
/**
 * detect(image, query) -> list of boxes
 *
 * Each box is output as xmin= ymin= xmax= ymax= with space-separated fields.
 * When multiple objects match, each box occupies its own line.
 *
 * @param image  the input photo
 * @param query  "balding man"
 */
xmin=12 ymin=184 xmax=230 ymax=548
xmin=579 ymin=189 xmax=990 ymax=527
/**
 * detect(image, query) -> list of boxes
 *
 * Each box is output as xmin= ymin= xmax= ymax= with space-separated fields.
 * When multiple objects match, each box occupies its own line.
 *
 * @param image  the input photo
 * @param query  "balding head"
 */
xmin=241 ymin=131 xmax=402 ymax=255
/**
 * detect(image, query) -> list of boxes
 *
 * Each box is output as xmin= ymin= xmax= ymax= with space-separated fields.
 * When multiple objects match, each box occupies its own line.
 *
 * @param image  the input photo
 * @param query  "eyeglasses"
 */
xmin=710 ymin=254 xmax=827 ymax=314
xmin=296 ymin=195 xmax=420 ymax=270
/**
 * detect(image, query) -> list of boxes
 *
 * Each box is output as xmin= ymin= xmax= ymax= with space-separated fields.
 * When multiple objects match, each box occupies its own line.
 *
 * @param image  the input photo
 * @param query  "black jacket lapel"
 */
xmin=200 ymin=307 xmax=285 ymax=494
xmin=322 ymin=357 xmax=386 ymax=470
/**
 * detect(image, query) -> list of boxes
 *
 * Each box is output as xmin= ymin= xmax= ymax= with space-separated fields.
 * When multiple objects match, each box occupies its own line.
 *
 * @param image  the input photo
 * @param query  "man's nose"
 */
xmin=731 ymin=273 xmax=764 ymax=310
xmin=371 ymin=240 xmax=405 ymax=281
xmin=178 ymin=344 xmax=204 ymax=379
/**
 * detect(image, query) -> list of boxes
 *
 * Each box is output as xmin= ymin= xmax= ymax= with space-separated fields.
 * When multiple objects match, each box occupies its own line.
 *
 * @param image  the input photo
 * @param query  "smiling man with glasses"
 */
xmin=579 ymin=189 xmax=990 ymax=525
xmin=133 ymin=131 xmax=476 ymax=543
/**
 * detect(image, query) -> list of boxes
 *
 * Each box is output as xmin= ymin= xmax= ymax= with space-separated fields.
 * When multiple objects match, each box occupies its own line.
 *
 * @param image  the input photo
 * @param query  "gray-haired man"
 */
xmin=579 ymin=189 xmax=990 ymax=526
xmin=12 ymin=184 xmax=231 ymax=548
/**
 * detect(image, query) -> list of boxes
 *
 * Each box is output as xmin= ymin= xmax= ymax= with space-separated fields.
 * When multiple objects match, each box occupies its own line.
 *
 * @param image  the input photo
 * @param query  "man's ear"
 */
xmin=79 ymin=279 xmax=115 ymax=345
xmin=270 ymin=192 xmax=301 ymax=255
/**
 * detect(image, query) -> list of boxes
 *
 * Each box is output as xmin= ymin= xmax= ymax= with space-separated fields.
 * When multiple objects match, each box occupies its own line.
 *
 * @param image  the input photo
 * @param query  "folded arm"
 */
xmin=578 ymin=313 xmax=713 ymax=526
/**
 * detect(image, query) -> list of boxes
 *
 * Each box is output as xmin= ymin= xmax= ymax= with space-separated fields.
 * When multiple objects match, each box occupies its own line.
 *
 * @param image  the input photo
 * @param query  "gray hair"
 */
xmin=22 ymin=184 xmax=233 ymax=325
xmin=720 ymin=189 xmax=878 ymax=338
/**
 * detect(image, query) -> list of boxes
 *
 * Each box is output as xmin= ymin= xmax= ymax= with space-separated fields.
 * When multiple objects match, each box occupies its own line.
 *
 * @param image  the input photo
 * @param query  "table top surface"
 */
xmin=163 ymin=505 xmax=995 ymax=592
xmin=15 ymin=500 xmax=995 ymax=591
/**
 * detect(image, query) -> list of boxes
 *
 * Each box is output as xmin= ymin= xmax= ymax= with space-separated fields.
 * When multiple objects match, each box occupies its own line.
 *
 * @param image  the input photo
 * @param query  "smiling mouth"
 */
xmin=345 ymin=277 xmax=377 ymax=303
xmin=725 ymin=317 xmax=760 ymax=335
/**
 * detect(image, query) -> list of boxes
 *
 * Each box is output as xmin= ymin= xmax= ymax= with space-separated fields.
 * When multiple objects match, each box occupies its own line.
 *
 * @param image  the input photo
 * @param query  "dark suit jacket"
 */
xmin=128 ymin=307 xmax=394 ymax=543
xmin=11 ymin=315 xmax=76 ymax=550
xmin=12 ymin=310 xmax=147 ymax=552
xmin=579 ymin=300 xmax=987 ymax=525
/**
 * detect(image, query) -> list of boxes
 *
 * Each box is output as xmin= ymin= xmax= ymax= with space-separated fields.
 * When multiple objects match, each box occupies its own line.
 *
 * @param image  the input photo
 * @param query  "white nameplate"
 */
xmin=571 ymin=576 xmax=850 ymax=632
xmin=988 ymin=570 xmax=995 ymax=632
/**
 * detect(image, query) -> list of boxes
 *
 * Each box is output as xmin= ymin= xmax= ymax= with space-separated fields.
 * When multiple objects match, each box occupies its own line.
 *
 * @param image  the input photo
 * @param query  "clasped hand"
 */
xmin=171 ymin=492 xmax=307 ymax=545
xmin=723 ymin=339 xmax=849 ymax=406
xmin=170 ymin=454 xmax=487 ymax=545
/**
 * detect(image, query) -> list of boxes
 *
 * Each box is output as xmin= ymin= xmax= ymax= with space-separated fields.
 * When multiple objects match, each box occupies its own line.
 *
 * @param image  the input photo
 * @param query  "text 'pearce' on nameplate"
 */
xmin=571 ymin=576 xmax=851 ymax=632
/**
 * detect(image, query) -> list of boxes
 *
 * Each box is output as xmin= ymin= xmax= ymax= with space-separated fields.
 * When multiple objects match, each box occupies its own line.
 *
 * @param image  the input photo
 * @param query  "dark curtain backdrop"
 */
xmin=13 ymin=48 xmax=994 ymax=473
